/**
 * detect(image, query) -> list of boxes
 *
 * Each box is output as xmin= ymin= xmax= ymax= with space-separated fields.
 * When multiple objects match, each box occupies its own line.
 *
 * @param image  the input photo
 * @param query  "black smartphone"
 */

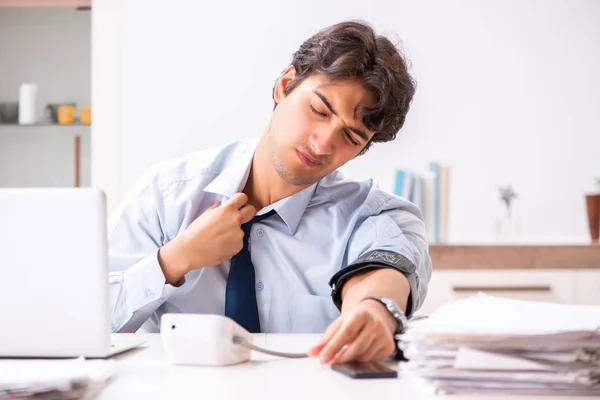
xmin=331 ymin=362 xmax=398 ymax=379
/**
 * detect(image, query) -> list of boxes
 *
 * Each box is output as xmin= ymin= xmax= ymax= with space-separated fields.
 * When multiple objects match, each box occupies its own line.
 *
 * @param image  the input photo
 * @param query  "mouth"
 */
xmin=296 ymin=149 xmax=322 ymax=168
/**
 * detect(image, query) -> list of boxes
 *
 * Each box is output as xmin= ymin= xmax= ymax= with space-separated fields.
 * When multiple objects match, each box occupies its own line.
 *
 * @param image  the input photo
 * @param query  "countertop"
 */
xmin=429 ymin=243 xmax=600 ymax=269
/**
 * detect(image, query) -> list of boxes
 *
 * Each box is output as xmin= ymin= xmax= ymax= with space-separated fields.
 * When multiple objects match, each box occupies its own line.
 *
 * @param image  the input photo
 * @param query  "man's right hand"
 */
xmin=157 ymin=193 xmax=256 ymax=285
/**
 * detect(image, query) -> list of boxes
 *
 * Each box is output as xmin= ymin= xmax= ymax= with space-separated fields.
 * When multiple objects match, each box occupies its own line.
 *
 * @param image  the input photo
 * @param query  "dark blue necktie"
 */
xmin=225 ymin=209 xmax=276 ymax=333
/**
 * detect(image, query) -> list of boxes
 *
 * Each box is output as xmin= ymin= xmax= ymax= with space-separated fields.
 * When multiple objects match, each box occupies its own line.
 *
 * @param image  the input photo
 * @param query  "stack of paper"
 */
xmin=0 ymin=357 xmax=115 ymax=399
xmin=398 ymin=294 xmax=600 ymax=396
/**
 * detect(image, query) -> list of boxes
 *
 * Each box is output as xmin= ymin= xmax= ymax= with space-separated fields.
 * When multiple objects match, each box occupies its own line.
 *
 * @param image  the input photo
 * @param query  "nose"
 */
xmin=308 ymin=128 xmax=336 ymax=156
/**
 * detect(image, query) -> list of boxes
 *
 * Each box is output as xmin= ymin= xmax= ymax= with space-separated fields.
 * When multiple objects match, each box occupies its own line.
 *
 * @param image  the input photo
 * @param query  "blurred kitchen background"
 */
xmin=0 ymin=1 xmax=91 ymax=188
xmin=2 ymin=0 xmax=599 ymax=244
xmin=109 ymin=0 xmax=600 ymax=246
xmin=1 ymin=0 xmax=600 ymax=310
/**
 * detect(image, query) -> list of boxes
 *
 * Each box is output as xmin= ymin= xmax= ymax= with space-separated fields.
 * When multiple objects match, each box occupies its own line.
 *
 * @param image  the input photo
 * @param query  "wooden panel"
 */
xmin=451 ymin=285 xmax=552 ymax=293
xmin=430 ymin=244 xmax=600 ymax=269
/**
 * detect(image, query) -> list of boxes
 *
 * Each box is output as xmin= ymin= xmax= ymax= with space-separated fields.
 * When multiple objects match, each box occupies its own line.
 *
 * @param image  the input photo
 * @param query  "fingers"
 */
xmin=358 ymin=341 xmax=388 ymax=363
xmin=222 ymin=194 xmax=257 ymax=224
xmin=367 ymin=346 xmax=394 ymax=363
xmin=308 ymin=318 xmax=343 ymax=357
xmin=238 ymin=204 xmax=257 ymax=224
xmin=310 ymin=307 xmax=398 ymax=364
xmin=205 ymin=200 xmax=221 ymax=211
xmin=333 ymin=327 xmax=377 ymax=364
xmin=317 ymin=316 xmax=366 ymax=365
xmin=225 ymin=193 xmax=249 ymax=210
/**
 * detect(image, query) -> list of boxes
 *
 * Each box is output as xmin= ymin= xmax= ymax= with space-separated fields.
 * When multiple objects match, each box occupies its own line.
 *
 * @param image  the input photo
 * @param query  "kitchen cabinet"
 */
xmin=575 ymin=270 xmax=600 ymax=305
xmin=417 ymin=269 xmax=577 ymax=316
xmin=416 ymin=244 xmax=600 ymax=316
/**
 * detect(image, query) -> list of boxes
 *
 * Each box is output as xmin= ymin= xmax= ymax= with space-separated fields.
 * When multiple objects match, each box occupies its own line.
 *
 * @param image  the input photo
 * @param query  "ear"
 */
xmin=273 ymin=65 xmax=296 ymax=105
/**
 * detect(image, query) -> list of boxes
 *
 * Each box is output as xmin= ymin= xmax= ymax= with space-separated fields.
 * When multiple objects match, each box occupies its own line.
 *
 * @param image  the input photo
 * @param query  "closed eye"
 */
xmin=310 ymin=105 xmax=327 ymax=118
xmin=344 ymin=130 xmax=360 ymax=146
xmin=312 ymin=105 xmax=360 ymax=146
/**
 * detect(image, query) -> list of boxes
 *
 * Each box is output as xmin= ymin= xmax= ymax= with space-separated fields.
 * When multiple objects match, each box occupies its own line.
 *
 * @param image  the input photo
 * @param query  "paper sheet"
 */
xmin=411 ymin=293 xmax=600 ymax=335
xmin=0 ymin=357 xmax=115 ymax=399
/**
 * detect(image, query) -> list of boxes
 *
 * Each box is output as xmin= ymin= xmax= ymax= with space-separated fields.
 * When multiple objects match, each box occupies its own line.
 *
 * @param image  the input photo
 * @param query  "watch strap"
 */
xmin=362 ymin=296 xmax=408 ymax=333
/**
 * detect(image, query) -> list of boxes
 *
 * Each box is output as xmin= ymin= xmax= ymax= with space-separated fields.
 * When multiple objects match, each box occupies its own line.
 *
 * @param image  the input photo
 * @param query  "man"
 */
xmin=108 ymin=20 xmax=432 ymax=365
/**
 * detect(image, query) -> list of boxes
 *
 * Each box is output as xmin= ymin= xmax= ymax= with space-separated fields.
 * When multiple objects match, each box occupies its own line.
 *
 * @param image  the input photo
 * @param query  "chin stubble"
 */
xmin=268 ymin=125 xmax=319 ymax=187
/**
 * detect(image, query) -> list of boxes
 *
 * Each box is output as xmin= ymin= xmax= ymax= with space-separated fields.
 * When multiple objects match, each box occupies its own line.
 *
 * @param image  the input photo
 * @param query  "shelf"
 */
xmin=430 ymin=244 xmax=600 ymax=270
xmin=0 ymin=122 xmax=91 ymax=127
xmin=0 ymin=0 xmax=91 ymax=7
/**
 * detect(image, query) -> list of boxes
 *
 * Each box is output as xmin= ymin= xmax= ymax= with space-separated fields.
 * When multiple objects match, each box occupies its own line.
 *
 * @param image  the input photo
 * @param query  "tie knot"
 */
xmin=243 ymin=209 xmax=277 ymax=230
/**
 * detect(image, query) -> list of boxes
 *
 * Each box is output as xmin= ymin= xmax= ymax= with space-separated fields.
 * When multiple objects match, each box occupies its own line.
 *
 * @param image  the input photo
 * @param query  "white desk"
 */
xmin=98 ymin=334 xmax=596 ymax=400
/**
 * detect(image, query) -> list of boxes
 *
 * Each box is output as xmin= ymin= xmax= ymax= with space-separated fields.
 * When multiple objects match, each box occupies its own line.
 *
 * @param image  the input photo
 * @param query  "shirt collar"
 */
xmin=202 ymin=142 xmax=317 ymax=235
xmin=272 ymin=183 xmax=317 ymax=235
xmin=203 ymin=146 xmax=254 ymax=199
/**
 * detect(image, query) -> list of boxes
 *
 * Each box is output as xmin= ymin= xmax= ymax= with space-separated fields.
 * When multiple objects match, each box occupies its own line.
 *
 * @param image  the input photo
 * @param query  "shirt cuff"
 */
xmin=123 ymin=249 xmax=183 ymax=311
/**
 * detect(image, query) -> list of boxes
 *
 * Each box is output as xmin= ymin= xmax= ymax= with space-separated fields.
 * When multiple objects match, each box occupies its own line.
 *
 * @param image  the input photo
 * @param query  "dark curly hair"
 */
xmin=274 ymin=20 xmax=416 ymax=155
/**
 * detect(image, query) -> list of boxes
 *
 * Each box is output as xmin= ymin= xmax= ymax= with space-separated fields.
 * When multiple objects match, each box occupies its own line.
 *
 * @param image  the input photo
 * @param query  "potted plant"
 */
xmin=495 ymin=185 xmax=519 ymax=242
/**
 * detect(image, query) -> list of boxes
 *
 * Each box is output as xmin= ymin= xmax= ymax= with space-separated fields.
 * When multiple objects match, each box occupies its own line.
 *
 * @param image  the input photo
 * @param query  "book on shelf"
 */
xmin=394 ymin=163 xmax=451 ymax=244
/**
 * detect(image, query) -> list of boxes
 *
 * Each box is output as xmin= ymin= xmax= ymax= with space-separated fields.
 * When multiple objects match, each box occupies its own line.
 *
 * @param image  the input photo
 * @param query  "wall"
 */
xmin=0 ymin=7 xmax=91 ymax=187
xmin=100 ymin=0 xmax=600 ymax=243
xmin=91 ymin=0 xmax=123 ymax=213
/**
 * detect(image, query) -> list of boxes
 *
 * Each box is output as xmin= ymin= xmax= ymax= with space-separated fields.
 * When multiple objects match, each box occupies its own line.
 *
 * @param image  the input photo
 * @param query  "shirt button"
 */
xmin=256 ymin=229 xmax=264 ymax=237
xmin=256 ymin=282 xmax=264 ymax=291
xmin=147 ymin=289 xmax=155 ymax=298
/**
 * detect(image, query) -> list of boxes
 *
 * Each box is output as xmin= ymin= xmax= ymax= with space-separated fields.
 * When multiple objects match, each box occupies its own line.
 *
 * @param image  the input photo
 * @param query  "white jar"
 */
xmin=18 ymin=83 xmax=38 ymax=125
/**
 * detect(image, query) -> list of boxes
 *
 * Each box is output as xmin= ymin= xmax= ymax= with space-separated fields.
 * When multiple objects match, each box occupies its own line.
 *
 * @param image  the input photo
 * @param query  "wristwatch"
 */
xmin=363 ymin=296 xmax=409 ymax=361
xmin=363 ymin=296 xmax=408 ymax=334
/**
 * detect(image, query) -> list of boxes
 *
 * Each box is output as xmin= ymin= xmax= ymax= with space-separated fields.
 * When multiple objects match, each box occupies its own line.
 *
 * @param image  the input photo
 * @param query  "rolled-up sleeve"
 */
xmin=107 ymin=166 xmax=182 ymax=333
xmin=343 ymin=197 xmax=432 ymax=316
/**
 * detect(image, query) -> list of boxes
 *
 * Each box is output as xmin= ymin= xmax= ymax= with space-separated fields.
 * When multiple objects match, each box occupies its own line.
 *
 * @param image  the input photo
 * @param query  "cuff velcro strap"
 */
xmin=328 ymin=250 xmax=417 ymax=313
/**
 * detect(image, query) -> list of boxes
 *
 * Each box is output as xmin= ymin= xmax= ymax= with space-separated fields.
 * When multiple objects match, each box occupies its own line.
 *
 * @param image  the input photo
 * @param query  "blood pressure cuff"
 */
xmin=328 ymin=249 xmax=417 ymax=316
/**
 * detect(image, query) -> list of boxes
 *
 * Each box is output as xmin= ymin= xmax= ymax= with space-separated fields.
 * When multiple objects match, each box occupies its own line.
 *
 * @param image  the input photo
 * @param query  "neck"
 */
xmin=243 ymin=131 xmax=309 ymax=211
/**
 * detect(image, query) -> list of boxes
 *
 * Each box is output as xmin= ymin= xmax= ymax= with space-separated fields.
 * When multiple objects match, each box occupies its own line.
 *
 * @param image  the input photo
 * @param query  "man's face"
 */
xmin=267 ymin=67 xmax=376 ymax=186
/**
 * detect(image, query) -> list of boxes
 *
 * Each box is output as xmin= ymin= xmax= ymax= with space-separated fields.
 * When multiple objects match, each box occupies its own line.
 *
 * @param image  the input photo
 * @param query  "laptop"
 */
xmin=0 ymin=188 xmax=144 ymax=358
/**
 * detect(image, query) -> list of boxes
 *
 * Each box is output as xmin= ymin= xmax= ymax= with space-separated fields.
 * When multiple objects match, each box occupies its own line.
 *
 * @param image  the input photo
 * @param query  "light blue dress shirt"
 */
xmin=108 ymin=140 xmax=432 ymax=334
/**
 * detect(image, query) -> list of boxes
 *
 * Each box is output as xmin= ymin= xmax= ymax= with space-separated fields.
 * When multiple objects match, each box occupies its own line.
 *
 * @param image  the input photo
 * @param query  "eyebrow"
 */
xmin=313 ymin=90 xmax=370 ymax=142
